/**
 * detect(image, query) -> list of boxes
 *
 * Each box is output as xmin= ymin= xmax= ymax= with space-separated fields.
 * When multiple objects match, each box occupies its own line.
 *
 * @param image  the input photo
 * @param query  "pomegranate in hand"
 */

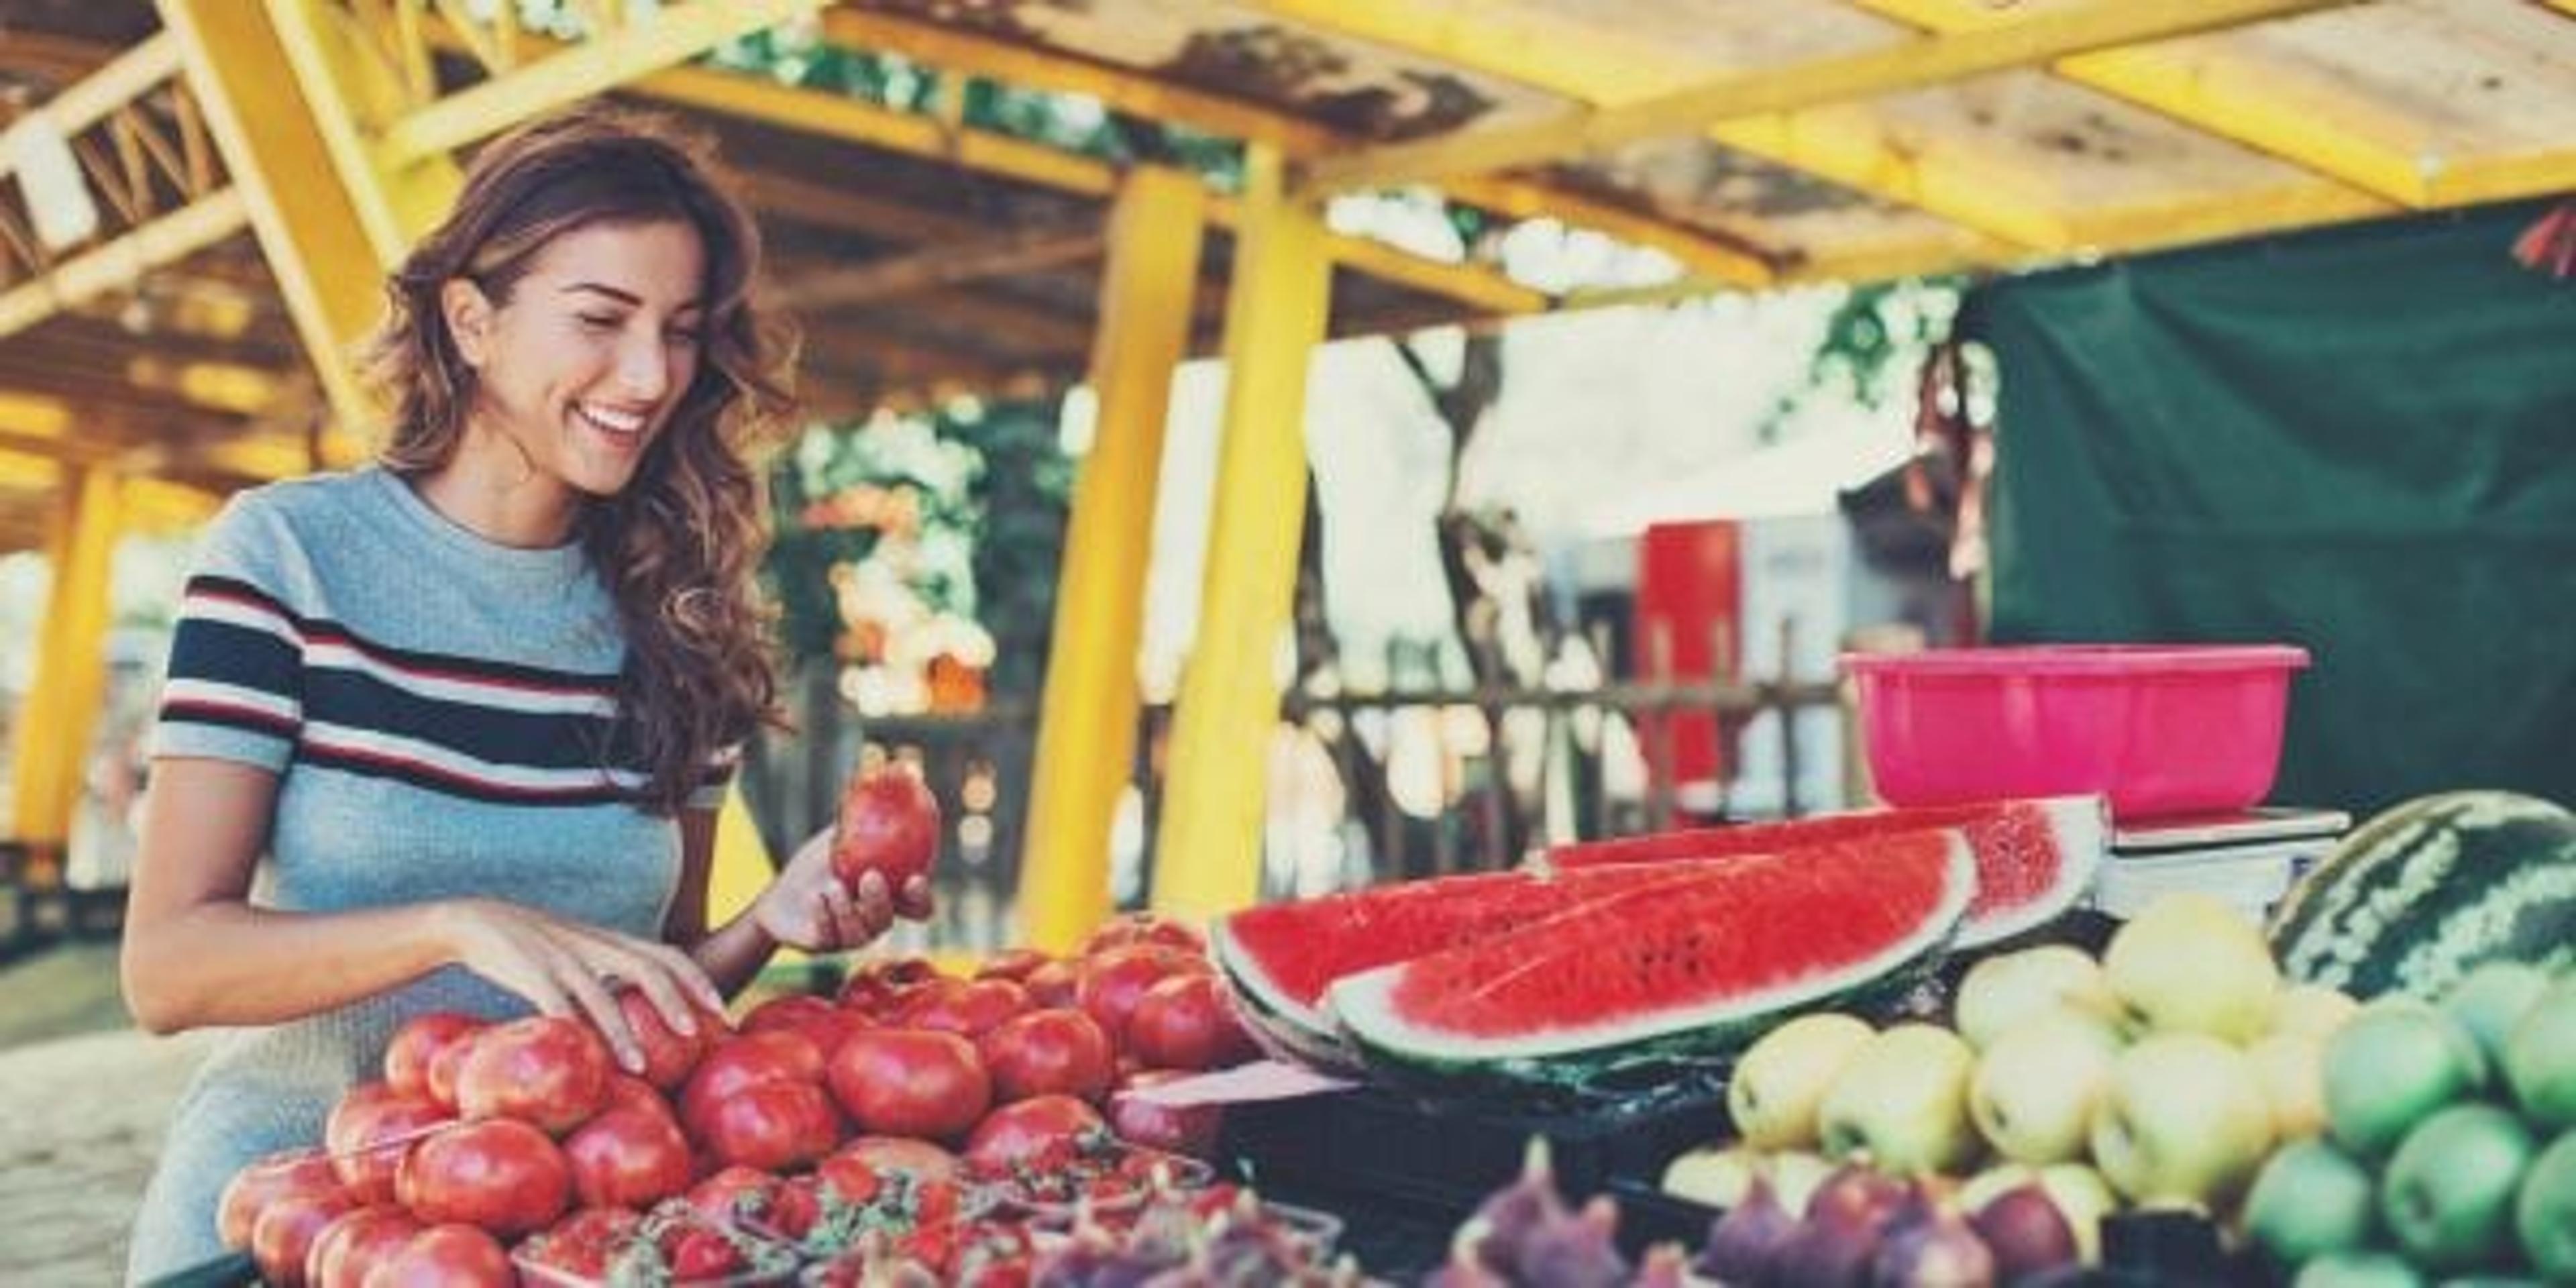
xmin=830 ymin=761 xmax=939 ymax=894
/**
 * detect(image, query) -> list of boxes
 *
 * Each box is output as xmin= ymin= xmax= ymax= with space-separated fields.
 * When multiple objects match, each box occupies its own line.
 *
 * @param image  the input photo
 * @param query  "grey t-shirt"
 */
xmin=125 ymin=466 xmax=726 ymax=1281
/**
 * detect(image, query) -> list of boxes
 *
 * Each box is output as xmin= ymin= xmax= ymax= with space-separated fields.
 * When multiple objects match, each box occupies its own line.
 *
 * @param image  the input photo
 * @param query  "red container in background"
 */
xmin=1634 ymin=521 xmax=1743 ymax=794
xmin=1841 ymin=645 xmax=2310 ymax=820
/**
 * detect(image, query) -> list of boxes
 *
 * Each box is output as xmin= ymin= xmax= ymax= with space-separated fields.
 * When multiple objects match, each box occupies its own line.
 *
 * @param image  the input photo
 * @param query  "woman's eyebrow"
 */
xmin=561 ymin=282 xmax=708 ymax=314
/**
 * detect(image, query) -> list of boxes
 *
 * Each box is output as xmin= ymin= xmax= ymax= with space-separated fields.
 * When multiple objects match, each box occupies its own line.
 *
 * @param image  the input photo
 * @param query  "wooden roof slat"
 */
xmin=1290 ymin=0 xmax=2356 ymax=196
xmin=1849 ymin=0 xmax=2417 ymax=206
xmin=817 ymin=4 xmax=1782 ymax=286
xmin=774 ymin=226 xmax=1105 ymax=312
xmin=0 ymin=189 xmax=250 ymax=340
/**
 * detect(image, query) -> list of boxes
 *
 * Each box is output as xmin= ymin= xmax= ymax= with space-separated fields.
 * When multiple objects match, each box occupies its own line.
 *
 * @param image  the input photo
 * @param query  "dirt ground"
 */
xmin=0 ymin=940 xmax=207 ymax=1282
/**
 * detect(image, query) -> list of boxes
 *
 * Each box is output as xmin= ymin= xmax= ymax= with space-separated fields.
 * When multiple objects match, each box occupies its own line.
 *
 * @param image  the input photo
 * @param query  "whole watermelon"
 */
xmin=2269 ymin=790 xmax=2576 ymax=1000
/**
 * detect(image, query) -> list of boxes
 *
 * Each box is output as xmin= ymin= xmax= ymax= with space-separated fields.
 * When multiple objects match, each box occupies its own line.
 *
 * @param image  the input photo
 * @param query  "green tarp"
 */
xmin=1978 ymin=199 xmax=2576 ymax=815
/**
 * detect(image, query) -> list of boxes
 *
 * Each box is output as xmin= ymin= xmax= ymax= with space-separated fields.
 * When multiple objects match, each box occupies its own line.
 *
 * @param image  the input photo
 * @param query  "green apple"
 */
xmin=2379 ymin=1102 xmax=2537 ymax=1273
xmin=1955 ymin=945 xmax=2120 ymax=1050
xmin=2089 ymin=1031 xmax=2276 ymax=1208
xmin=2103 ymin=891 xmax=2281 ymax=1042
xmin=2504 ymin=981 xmax=2576 ymax=1131
xmin=2515 ymin=1130 xmax=2576 ymax=1281
xmin=2292 ymin=1250 xmax=2425 ymax=1288
xmin=1765 ymin=1149 xmax=1836 ymax=1220
xmin=2444 ymin=959 xmax=2554 ymax=1067
xmin=2247 ymin=1030 xmax=2330 ymax=1140
xmin=1817 ymin=1022 xmax=1980 ymax=1175
xmin=1728 ymin=1011 xmax=1874 ymax=1150
xmin=2273 ymin=983 xmax=2363 ymax=1040
xmin=2324 ymin=1000 xmax=2487 ymax=1159
xmin=1970 ymin=1010 xmax=2123 ymax=1164
xmin=2242 ymin=1138 xmax=2377 ymax=1265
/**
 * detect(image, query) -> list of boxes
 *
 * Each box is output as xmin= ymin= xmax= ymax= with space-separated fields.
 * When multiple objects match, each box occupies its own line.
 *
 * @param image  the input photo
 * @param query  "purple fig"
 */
xmin=1421 ymin=1242 xmax=1513 ymax=1288
xmin=1807 ymin=1161 xmax=1911 ymax=1233
xmin=1464 ymin=1138 xmax=1571 ymax=1279
xmin=1968 ymin=1185 xmax=2079 ymax=1283
xmin=1517 ymin=1195 xmax=1629 ymax=1288
xmin=1872 ymin=1201 xmax=1996 ymax=1288
xmin=1766 ymin=1200 xmax=1883 ymax=1288
xmin=1698 ymin=1171 xmax=1796 ymax=1283
xmin=1633 ymin=1243 xmax=1693 ymax=1288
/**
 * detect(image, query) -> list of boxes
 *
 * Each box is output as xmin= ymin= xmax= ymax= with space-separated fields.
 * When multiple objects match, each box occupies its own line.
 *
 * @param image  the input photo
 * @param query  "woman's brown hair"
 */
xmin=365 ymin=103 xmax=796 ymax=814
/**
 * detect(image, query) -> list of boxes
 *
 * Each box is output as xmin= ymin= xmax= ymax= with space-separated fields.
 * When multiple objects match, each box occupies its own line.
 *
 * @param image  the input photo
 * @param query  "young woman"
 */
xmin=118 ymin=105 xmax=924 ymax=1280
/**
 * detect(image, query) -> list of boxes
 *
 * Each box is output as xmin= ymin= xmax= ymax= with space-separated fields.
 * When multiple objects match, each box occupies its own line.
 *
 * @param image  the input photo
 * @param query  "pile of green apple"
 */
xmin=2243 ymin=959 xmax=2576 ymax=1285
xmin=1665 ymin=891 xmax=2353 ymax=1279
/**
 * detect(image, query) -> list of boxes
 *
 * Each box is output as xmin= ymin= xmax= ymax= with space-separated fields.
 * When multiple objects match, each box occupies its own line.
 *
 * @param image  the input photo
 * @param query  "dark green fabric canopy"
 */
xmin=1978 ymin=199 xmax=2576 ymax=815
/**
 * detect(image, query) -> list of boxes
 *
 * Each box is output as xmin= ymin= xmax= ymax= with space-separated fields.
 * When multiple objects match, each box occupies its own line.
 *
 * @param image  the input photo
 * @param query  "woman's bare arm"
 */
xmin=121 ymin=757 xmax=723 ymax=1072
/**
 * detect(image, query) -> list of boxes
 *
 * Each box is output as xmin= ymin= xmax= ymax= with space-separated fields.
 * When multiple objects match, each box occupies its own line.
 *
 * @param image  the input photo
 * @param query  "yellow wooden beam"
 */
xmin=2424 ymin=147 xmax=2576 ymax=208
xmin=1020 ymin=166 xmax=1208 ymax=951
xmin=0 ymin=191 xmax=248 ymax=342
xmin=9 ymin=464 xmax=120 ymax=847
xmin=252 ymin=0 xmax=458 ymax=266
xmin=628 ymin=57 xmax=1545 ymax=318
xmin=815 ymin=4 xmax=1778 ymax=288
xmin=163 ymin=0 xmax=417 ymax=443
xmin=0 ymin=445 xmax=67 ymax=490
xmin=1296 ymin=0 xmax=2352 ymax=195
xmin=1150 ymin=146 xmax=1331 ymax=921
xmin=122 ymin=476 xmax=228 ymax=535
xmin=0 ymin=32 xmax=181 ymax=146
xmin=380 ymin=0 xmax=820 ymax=163
xmin=1256 ymin=0 xmax=2048 ymax=256
xmin=0 ymin=390 xmax=77 ymax=441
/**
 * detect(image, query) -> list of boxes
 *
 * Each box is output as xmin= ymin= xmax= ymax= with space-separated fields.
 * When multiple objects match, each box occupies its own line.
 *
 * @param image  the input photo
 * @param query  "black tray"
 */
xmin=1217 ymin=1080 xmax=1731 ymax=1235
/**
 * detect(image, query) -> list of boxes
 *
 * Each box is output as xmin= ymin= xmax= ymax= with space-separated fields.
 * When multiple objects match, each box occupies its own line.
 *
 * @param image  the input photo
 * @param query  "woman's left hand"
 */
xmin=751 ymin=826 xmax=935 ymax=953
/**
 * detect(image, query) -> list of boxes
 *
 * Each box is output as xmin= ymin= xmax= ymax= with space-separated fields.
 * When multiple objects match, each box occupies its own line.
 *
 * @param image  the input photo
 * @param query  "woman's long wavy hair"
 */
xmin=365 ymin=104 xmax=797 ymax=814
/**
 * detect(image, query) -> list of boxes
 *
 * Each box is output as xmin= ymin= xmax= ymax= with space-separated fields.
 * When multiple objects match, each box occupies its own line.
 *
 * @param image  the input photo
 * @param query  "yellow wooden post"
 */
xmin=9 ymin=465 xmax=122 ymax=848
xmin=1148 ymin=146 xmax=1330 ymax=920
xmin=1018 ymin=167 xmax=1210 ymax=951
xmin=162 ymin=0 xmax=465 ymax=445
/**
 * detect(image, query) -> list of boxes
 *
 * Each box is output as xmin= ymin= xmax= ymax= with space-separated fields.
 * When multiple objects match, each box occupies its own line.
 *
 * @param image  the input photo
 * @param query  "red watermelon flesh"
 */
xmin=1212 ymin=862 xmax=1727 ymax=1066
xmin=1332 ymin=830 xmax=1976 ymax=1069
xmin=1544 ymin=794 xmax=2104 ymax=947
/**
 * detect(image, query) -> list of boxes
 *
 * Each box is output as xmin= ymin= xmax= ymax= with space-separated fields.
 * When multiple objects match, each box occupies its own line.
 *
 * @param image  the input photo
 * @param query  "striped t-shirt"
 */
xmin=126 ymin=465 xmax=730 ymax=1281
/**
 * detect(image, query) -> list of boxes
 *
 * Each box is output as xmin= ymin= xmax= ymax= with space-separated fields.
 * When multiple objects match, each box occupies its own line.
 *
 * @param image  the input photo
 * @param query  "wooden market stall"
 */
xmin=2 ymin=0 xmax=2571 ymax=949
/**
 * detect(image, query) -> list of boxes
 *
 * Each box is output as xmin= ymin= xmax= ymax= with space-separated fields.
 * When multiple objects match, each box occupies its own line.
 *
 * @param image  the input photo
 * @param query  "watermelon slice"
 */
xmin=1544 ymin=794 xmax=2106 ymax=947
xmin=1331 ymin=830 xmax=1976 ymax=1091
xmin=1212 ymin=863 xmax=1725 ymax=1071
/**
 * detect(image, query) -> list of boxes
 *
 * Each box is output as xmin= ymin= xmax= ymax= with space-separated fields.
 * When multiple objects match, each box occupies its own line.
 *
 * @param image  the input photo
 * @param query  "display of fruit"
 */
xmin=2246 ymin=958 xmax=2574 ymax=1283
xmin=215 ymin=906 xmax=1281 ymax=1285
xmin=2271 ymin=790 xmax=2576 ymax=1001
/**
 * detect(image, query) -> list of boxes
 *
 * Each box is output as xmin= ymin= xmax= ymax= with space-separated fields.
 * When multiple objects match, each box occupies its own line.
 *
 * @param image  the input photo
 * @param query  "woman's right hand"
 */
xmin=431 ymin=898 xmax=727 ymax=1074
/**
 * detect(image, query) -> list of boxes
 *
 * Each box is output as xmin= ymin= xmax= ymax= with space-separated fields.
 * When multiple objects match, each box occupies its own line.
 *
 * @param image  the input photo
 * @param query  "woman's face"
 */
xmin=450 ymin=217 xmax=708 ymax=499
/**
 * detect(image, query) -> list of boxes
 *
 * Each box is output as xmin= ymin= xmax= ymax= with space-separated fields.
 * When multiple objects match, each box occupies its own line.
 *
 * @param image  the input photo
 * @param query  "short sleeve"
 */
xmin=150 ymin=492 xmax=305 ymax=772
xmin=687 ymin=743 xmax=743 ymax=812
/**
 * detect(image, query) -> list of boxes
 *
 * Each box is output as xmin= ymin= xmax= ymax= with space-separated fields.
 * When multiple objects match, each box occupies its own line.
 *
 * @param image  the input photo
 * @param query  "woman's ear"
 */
xmin=440 ymin=278 xmax=495 ymax=368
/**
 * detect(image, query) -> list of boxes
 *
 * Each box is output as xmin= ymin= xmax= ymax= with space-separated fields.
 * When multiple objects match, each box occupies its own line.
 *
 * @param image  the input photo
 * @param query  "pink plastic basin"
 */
xmin=1840 ymin=644 xmax=2310 ymax=820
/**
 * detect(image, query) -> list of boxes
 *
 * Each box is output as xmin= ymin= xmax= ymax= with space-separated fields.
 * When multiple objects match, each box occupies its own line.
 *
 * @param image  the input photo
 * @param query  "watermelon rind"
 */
xmin=1951 ymin=795 xmax=2108 ymax=948
xmin=1329 ymin=836 xmax=1977 ymax=1093
xmin=2269 ymin=790 xmax=2576 ymax=1000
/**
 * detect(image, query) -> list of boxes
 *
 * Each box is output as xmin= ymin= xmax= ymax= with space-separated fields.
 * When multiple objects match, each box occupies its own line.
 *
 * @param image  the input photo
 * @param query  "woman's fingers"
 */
xmin=818 ymin=879 xmax=865 ymax=950
xmin=553 ymin=949 xmax=644 ymax=1073
xmin=612 ymin=950 xmax=703 ymax=1040
xmin=646 ymin=943 xmax=729 ymax=1020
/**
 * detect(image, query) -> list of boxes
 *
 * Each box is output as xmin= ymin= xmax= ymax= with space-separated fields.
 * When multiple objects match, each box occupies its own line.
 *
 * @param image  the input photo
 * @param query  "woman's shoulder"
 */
xmin=191 ymin=469 xmax=390 ymax=588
